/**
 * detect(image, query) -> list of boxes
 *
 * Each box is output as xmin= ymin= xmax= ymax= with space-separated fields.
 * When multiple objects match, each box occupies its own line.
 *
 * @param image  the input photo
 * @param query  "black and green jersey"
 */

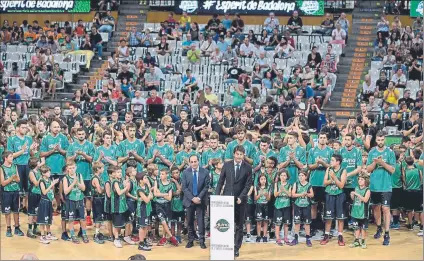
xmin=91 ymin=176 xmax=105 ymax=198
xmin=404 ymin=168 xmax=422 ymax=191
xmin=391 ymin=162 xmax=402 ymax=189
xmin=340 ymin=146 xmax=362 ymax=188
xmin=1 ymin=164 xmax=20 ymax=192
xmin=127 ymin=178 xmax=138 ymax=200
xmin=65 ymin=174 xmax=84 ymax=201
xmin=171 ymin=180 xmax=184 ymax=212
xmin=40 ymin=179 xmax=54 ymax=201
xmin=154 ymin=180 xmax=173 ymax=204
xmin=111 ymin=179 xmax=128 ymax=214
xmin=29 ymin=170 xmax=41 ymax=195
xmin=104 ymin=180 xmax=111 ymax=214
xmin=210 ymin=171 xmax=221 ymax=195
xmin=274 ymin=182 xmax=291 ymax=209
xmin=294 ymin=181 xmax=312 ymax=207
xmin=351 ymin=186 xmax=369 ymax=219
xmin=325 ymin=167 xmax=344 ymax=195
xmin=201 ymin=148 xmax=225 ymax=168
xmin=137 ymin=184 xmax=151 ymax=217
xmin=255 ymin=185 xmax=270 ymax=204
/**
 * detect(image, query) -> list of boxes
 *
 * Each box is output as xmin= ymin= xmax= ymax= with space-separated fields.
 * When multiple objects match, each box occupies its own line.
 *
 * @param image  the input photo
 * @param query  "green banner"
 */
xmin=0 ymin=0 xmax=91 ymax=13
xmin=410 ymin=0 xmax=423 ymax=17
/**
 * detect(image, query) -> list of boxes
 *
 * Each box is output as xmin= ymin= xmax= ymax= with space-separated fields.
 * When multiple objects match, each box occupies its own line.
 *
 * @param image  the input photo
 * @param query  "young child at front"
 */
xmin=254 ymin=173 xmax=271 ymax=242
xmin=136 ymin=172 xmax=153 ymax=251
xmin=273 ymin=169 xmax=292 ymax=246
xmin=349 ymin=174 xmax=371 ymax=249
xmin=91 ymin=162 xmax=106 ymax=244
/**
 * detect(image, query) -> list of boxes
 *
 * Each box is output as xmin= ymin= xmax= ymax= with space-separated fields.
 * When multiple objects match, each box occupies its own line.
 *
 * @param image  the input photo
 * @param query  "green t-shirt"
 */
xmin=340 ymin=146 xmax=363 ymax=188
xmin=175 ymin=150 xmax=201 ymax=170
xmin=255 ymin=185 xmax=270 ymax=204
xmin=118 ymin=139 xmax=146 ymax=173
xmin=325 ymin=167 xmax=344 ymax=195
xmin=66 ymin=140 xmax=95 ymax=180
xmin=351 ymin=186 xmax=369 ymax=219
xmin=65 ymin=174 xmax=84 ymax=201
xmin=201 ymin=148 xmax=225 ymax=168
xmin=308 ymin=146 xmax=333 ymax=187
xmin=1 ymin=164 xmax=20 ymax=192
xmin=231 ymin=91 xmax=247 ymax=107
xmin=404 ymin=167 xmax=422 ymax=191
xmin=253 ymin=149 xmax=278 ymax=169
xmin=29 ymin=170 xmax=41 ymax=195
xmin=366 ymin=147 xmax=395 ymax=192
xmin=111 ymin=179 xmax=128 ymax=214
xmin=94 ymin=144 xmax=119 ymax=181
xmin=391 ymin=162 xmax=402 ymax=189
xmin=274 ymin=182 xmax=291 ymax=209
xmin=147 ymin=143 xmax=174 ymax=170
xmin=40 ymin=133 xmax=69 ymax=175
xmin=225 ymin=139 xmax=257 ymax=161
xmin=278 ymin=145 xmax=306 ymax=184
xmin=171 ymin=180 xmax=184 ymax=212
xmin=294 ymin=181 xmax=312 ymax=207
xmin=154 ymin=180 xmax=173 ymax=204
xmin=40 ymin=179 xmax=54 ymax=201
xmin=7 ymin=135 xmax=33 ymax=165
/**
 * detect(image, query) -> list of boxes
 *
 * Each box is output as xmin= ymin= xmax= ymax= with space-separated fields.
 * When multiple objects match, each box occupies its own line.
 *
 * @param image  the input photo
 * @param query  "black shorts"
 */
xmin=312 ymin=186 xmax=326 ymax=204
xmin=92 ymin=197 xmax=105 ymax=224
xmin=274 ymin=207 xmax=291 ymax=225
xmin=255 ymin=204 xmax=269 ymax=221
xmin=1 ymin=191 xmax=20 ymax=214
xmin=83 ymin=180 xmax=92 ymax=197
xmin=112 ymin=211 xmax=129 ymax=228
xmin=37 ymin=198 xmax=53 ymax=225
xmin=28 ymin=192 xmax=41 ymax=216
xmin=137 ymin=215 xmax=150 ymax=228
xmin=293 ymin=205 xmax=312 ymax=224
xmin=150 ymin=202 xmax=157 ymax=222
xmin=351 ymin=218 xmax=368 ymax=231
xmin=104 ymin=197 xmax=111 ymax=214
xmin=17 ymin=164 xmax=30 ymax=193
xmin=324 ymin=193 xmax=346 ymax=220
xmin=371 ymin=192 xmax=392 ymax=207
xmin=65 ymin=199 xmax=85 ymax=221
xmin=127 ymin=199 xmax=136 ymax=222
xmin=61 ymin=200 xmax=67 ymax=220
xmin=404 ymin=190 xmax=423 ymax=212
xmin=343 ymin=188 xmax=355 ymax=205
xmin=391 ymin=188 xmax=403 ymax=211
xmin=155 ymin=202 xmax=171 ymax=223
xmin=171 ymin=211 xmax=185 ymax=223
xmin=245 ymin=203 xmax=255 ymax=223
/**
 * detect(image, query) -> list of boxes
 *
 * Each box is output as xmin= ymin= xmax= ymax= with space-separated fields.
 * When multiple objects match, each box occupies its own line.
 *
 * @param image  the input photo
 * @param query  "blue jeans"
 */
xmin=94 ymin=43 xmax=103 ymax=57
xmin=99 ymin=24 xmax=113 ymax=39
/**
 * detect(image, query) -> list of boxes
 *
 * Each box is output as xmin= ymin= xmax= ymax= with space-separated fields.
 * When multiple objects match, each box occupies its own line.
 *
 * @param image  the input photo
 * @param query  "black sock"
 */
xmin=87 ymin=210 xmax=91 ymax=217
xmin=377 ymin=225 xmax=382 ymax=231
xmin=15 ymin=225 xmax=19 ymax=229
xmin=294 ymin=234 xmax=299 ymax=240
xmin=361 ymin=239 xmax=365 ymax=244
xmin=385 ymin=231 xmax=389 ymax=237
xmin=33 ymin=223 xmax=38 ymax=231
xmin=306 ymin=235 xmax=311 ymax=239
xmin=7 ymin=226 xmax=11 ymax=230
xmin=393 ymin=215 xmax=400 ymax=225
xmin=29 ymin=224 xmax=33 ymax=230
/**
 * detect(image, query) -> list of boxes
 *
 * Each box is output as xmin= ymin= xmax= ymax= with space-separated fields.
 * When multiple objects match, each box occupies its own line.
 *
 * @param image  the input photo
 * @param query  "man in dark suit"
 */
xmin=215 ymin=145 xmax=252 ymax=258
xmin=181 ymin=154 xmax=210 ymax=249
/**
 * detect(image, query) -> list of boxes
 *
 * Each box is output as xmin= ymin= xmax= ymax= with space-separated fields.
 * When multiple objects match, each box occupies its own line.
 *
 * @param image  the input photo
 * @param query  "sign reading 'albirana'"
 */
xmin=0 ymin=0 xmax=91 ymax=13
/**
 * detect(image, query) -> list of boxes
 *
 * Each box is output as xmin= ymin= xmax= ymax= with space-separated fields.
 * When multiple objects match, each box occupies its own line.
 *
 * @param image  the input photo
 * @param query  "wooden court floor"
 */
xmin=1 ymin=217 xmax=423 ymax=260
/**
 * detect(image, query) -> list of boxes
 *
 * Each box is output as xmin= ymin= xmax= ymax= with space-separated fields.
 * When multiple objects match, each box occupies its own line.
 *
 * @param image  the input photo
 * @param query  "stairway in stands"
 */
xmin=325 ymin=1 xmax=384 ymax=122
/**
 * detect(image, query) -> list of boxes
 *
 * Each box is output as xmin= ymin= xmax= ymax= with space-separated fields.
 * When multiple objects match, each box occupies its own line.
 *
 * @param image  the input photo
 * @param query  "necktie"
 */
xmin=193 ymin=170 xmax=198 ymax=197
xmin=235 ymin=164 xmax=241 ymax=180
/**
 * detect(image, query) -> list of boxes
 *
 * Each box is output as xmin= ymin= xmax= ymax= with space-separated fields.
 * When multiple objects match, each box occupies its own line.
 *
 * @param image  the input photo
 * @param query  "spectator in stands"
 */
xmin=313 ymin=13 xmax=334 ymax=36
xmin=210 ymin=47 xmax=223 ymax=64
xmin=158 ymin=21 xmax=173 ymax=40
xmin=216 ymin=35 xmax=229 ymax=53
xmin=166 ymin=12 xmax=176 ymax=28
xmin=131 ymin=90 xmax=146 ymax=117
xmin=230 ymin=13 xmax=244 ymax=33
xmin=374 ymin=32 xmax=388 ymax=48
xmin=362 ymin=74 xmax=377 ymax=102
xmin=127 ymin=27 xmax=143 ymax=47
xmin=39 ymin=64 xmax=51 ymax=96
xmin=140 ymin=28 xmax=153 ymax=47
xmin=385 ymin=112 xmax=402 ymax=131
xmin=228 ymin=84 xmax=247 ymax=107
xmin=408 ymin=59 xmax=422 ymax=81
xmin=200 ymin=36 xmax=217 ymax=56
xmin=26 ymin=65 xmax=42 ymax=89
xmin=206 ymin=14 xmax=220 ymax=33
xmin=323 ymin=44 xmax=339 ymax=67
xmin=240 ymin=38 xmax=254 ymax=57
xmin=382 ymin=49 xmax=396 ymax=66
xmin=275 ymin=41 xmax=294 ymax=58
xmin=142 ymin=52 xmax=155 ymax=66
xmin=146 ymin=89 xmax=163 ymax=105
xmin=36 ymin=35 xmax=49 ymax=49
xmin=307 ymin=46 xmax=322 ymax=69
xmin=399 ymin=89 xmax=416 ymax=109
xmin=189 ymin=22 xmax=200 ymax=41
xmin=366 ymin=95 xmax=381 ymax=112
xmin=156 ymin=37 xmax=172 ymax=56
xmin=98 ymin=10 xmax=115 ymax=39
xmin=305 ymin=100 xmax=322 ymax=130
xmin=331 ymin=23 xmax=346 ymax=49
xmin=336 ymin=12 xmax=350 ymax=44
xmin=90 ymin=27 xmax=103 ymax=60
xmin=297 ymin=78 xmax=314 ymax=103
xmin=15 ymin=78 xmax=32 ymax=118
xmin=144 ymin=67 xmax=160 ymax=91
xmin=24 ymin=25 xmax=37 ymax=44
xmin=320 ymin=53 xmax=337 ymax=73
xmin=204 ymin=85 xmax=219 ymax=105
xmin=402 ymin=111 xmax=421 ymax=136
xmin=264 ymin=12 xmax=279 ymax=33
xmin=179 ymin=11 xmax=192 ymax=32
xmin=222 ymin=45 xmax=237 ymax=64
xmin=376 ymin=71 xmax=389 ymax=93
xmin=377 ymin=15 xmax=390 ymax=37
xmin=391 ymin=68 xmax=407 ymax=88
xmin=48 ymin=63 xmax=63 ymax=99
xmin=5 ymin=86 xmax=22 ymax=116
xmin=187 ymin=43 xmax=201 ymax=64
xmin=116 ymin=39 xmax=130 ymax=63
xmin=412 ymin=17 xmax=422 ymax=33
xmin=372 ymin=42 xmax=387 ymax=61
xmin=181 ymin=69 xmax=198 ymax=92
xmin=171 ymin=23 xmax=183 ymax=40
xmin=410 ymin=43 xmax=423 ymax=61
xmin=287 ymin=10 xmax=303 ymax=35
xmin=383 ymin=81 xmax=400 ymax=109
xmin=163 ymin=90 xmax=178 ymax=106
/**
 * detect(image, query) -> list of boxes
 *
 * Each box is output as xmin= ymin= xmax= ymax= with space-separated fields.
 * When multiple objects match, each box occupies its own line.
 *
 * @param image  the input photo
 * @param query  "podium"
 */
xmin=210 ymin=195 xmax=235 ymax=260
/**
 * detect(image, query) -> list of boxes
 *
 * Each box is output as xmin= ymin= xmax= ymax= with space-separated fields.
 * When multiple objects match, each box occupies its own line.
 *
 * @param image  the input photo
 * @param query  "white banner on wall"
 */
xmin=210 ymin=195 xmax=234 ymax=261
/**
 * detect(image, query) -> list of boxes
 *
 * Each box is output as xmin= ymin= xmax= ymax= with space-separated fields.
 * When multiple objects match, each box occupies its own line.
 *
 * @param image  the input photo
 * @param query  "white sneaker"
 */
xmin=114 ymin=239 xmax=123 ymax=248
xmin=39 ymin=236 xmax=50 ymax=244
xmin=47 ymin=234 xmax=58 ymax=241
xmin=124 ymin=236 xmax=136 ymax=245
xmin=417 ymin=231 xmax=423 ymax=237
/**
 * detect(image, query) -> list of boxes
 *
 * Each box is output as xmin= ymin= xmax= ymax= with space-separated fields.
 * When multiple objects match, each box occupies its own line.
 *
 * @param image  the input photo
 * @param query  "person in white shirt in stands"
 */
xmin=200 ymin=36 xmax=217 ymax=56
xmin=256 ymin=52 xmax=269 ymax=70
xmin=131 ymin=90 xmax=146 ymax=117
xmin=331 ymin=23 xmax=346 ymax=48
xmin=391 ymin=68 xmax=407 ymax=88
xmin=252 ymin=41 xmax=265 ymax=58
xmin=264 ymin=12 xmax=279 ymax=33
xmin=15 ymin=78 xmax=33 ymax=119
xmin=240 ymin=38 xmax=254 ymax=57
xmin=362 ymin=74 xmax=378 ymax=101
xmin=210 ymin=47 xmax=223 ymax=64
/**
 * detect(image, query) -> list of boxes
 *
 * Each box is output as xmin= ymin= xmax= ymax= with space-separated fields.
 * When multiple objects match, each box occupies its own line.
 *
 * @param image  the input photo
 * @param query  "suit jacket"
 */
xmin=181 ymin=167 xmax=210 ymax=208
xmin=215 ymin=161 xmax=252 ymax=204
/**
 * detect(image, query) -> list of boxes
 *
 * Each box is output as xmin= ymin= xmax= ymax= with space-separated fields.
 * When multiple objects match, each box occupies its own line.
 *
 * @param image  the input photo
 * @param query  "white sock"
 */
xmin=95 ymin=228 xmax=100 ymax=235
xmin=338 ymin=232 xmax=343 ymax=236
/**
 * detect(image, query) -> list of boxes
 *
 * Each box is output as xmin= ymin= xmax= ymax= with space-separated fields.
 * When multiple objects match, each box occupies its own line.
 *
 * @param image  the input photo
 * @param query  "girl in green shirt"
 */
xmin=402 ymin=156 xmax=423 ymax=231
xmin=254 ymin=174 xmax=271 ymax=242
xmin=274 ymin=169 xmax=292 ymax=246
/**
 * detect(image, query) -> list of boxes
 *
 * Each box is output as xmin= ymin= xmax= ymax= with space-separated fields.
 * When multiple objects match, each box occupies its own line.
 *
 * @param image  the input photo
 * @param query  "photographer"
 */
xmin=254 ymin=104 xmax=274 ymax=135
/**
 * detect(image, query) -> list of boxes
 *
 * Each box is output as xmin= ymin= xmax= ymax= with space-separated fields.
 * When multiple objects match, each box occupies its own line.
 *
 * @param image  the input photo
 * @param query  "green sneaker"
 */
xmin=6 ymin=228 xmax=12 ymax=237
xmin=349 ymin=240 xmax=361 ymax=248
xmin=361 ymin=242 xmax=367 ymax=249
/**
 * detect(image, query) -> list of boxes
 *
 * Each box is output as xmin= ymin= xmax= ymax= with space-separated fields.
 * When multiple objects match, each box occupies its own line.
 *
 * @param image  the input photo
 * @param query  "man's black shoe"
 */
xmin=234 ymin=249 xmax=239 ymax=257
xmin=200 ymin=242 xmax=207 ymax=249
xmin=186 ymin=241 xmax=194 ymax=248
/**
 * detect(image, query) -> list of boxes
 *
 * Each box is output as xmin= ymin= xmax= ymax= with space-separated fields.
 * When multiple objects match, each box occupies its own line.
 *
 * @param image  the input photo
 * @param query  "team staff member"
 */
xmin=366 ymin=132 xmax=396 ymax=246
